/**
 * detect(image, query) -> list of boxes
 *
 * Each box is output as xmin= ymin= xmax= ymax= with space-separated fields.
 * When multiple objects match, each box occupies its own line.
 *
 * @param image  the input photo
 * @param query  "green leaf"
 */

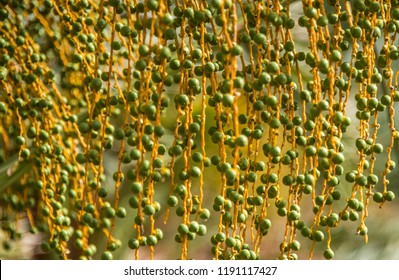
xmin=0 ymin=156 xmax=31 ymax=192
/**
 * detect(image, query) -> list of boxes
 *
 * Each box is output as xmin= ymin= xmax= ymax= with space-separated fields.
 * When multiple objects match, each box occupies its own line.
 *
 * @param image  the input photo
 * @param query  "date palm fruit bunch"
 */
xmin=0 ymin=0 xmax=398 ymax=260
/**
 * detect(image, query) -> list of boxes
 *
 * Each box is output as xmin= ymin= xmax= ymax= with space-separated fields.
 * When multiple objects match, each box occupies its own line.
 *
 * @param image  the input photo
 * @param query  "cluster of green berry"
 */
xmin=0 ymin=0 xmax=398 ymax=260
